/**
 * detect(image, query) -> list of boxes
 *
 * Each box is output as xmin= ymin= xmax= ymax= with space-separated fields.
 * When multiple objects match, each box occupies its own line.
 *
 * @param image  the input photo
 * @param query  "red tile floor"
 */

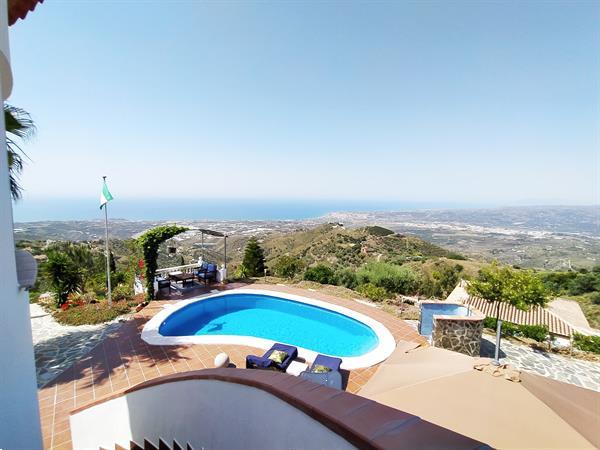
xmin=37 ymin=283 xmax=425 ymax=449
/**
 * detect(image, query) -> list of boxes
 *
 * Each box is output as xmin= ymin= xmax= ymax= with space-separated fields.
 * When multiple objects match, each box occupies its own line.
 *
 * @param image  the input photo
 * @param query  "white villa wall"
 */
xmin=70 ymin=380 xmax=356 ymax=450
xmin=0 ymin=2 xmax=43 ymax=448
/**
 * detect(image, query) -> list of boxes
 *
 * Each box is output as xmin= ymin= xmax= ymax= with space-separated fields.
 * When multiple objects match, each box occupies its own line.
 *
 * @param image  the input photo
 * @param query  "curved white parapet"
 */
xmin=70 ymin=378 xmax=356 ymax=450
xmin=142 ymin=288 xmax=396 ymax=369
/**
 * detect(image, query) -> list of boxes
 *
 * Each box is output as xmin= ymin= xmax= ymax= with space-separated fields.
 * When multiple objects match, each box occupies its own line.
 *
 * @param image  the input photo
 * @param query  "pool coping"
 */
xmin=141 ymin=288 xmax=397 ymax=370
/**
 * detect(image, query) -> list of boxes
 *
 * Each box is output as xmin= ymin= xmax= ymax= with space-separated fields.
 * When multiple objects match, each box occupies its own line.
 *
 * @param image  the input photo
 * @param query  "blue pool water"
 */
xmin=159 ymin=293 xmax=379 ymax=357
xmin=419 ymin=303 xmax=472 ymax=337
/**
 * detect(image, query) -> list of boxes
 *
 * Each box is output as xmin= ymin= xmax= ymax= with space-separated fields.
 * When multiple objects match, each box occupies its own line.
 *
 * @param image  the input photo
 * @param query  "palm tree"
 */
xmin=5 ymin=104 xmax=36 ymax=200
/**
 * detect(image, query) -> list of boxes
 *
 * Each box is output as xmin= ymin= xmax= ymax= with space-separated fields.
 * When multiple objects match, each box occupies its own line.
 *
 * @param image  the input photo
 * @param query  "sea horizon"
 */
xmin=13 ymin=198 xmax=477 ymax=222
xmin=11 ymin=197 xmax=595 ymax=223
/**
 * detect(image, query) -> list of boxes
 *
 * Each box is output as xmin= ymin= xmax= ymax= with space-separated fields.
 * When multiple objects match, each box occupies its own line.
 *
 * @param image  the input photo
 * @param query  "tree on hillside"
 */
xmin=467 ymin=263 xmax=548 ymax=363
xmin=242 ymin=237 xmax=265 ymax=277
xmin=431 ymin=262 xmax=464 ymax=298
xmin=5 ymin=104 xmax=36 ymax=200
xmin=272 ymin=255 xmax=305 ymax=279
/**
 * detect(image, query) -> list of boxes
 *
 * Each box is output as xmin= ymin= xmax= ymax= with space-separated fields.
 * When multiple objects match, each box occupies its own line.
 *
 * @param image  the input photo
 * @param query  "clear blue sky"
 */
xmin=8 ymin=1 xmax=600 ymax=205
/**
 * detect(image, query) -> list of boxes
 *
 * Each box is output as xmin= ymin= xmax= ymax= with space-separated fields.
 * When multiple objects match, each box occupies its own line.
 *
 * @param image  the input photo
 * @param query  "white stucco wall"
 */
xmin=70 ymin=380 xmax=356 ymax=450
xmin=0 ymin=2 xmax=42 ymax=447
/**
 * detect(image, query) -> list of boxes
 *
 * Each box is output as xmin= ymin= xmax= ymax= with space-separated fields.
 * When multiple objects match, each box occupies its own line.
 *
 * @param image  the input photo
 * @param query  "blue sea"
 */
xmin=12 ymin=198 xmax=475 ymax=222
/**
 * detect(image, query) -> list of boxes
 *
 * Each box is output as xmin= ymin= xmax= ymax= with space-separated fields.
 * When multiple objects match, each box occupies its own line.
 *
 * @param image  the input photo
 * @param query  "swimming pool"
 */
xmin=419 ymin=302 xmax=472 ymax=337
xmin=142 ymin=289 xmax=396 ymax=369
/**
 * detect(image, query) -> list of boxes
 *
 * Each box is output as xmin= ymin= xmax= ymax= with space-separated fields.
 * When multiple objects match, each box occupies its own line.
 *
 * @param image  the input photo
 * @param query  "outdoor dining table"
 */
xmin=169 ymin=271 xmax=196 ymax=287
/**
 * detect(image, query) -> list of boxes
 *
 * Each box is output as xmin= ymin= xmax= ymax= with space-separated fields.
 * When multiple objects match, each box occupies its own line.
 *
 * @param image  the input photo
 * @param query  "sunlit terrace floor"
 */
xmin=37 ymin=283 xmax=425 ymax=450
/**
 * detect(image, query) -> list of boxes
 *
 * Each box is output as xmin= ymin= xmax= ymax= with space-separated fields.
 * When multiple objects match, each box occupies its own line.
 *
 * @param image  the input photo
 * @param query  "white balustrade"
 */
xmin=155 ymin=263 xmax=200 ymax=278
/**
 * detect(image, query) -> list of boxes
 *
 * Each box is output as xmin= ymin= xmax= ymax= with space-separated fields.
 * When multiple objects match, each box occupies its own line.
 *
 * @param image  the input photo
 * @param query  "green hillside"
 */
xmin=262 ymin=224 xmax=463 ymax=269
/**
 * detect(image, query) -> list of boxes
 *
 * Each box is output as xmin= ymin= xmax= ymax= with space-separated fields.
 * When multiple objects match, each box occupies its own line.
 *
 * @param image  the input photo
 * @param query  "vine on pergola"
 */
xmin=137 ymin=225 xmax=188 ymax=300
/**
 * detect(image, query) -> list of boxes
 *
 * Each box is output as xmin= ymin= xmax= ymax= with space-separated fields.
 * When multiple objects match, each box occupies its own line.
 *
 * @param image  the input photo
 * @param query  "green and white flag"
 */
xmin=100 ymin=180 xmax=114 ymax=209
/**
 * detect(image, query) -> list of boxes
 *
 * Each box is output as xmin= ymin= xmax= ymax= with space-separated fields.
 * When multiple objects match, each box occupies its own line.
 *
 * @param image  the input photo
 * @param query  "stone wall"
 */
xmin=432 ymin=316 xmax=484 ymax=356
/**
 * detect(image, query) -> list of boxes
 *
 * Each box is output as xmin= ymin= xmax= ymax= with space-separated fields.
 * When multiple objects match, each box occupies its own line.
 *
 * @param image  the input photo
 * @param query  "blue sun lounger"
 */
xmin=300 ymin=354 xmax=343 ymax=389
xmin=245 ymin=343 xmax=298 ymax=372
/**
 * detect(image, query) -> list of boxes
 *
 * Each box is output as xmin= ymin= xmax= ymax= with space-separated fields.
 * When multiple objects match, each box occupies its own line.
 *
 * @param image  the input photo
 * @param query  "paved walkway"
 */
xmin=481 ymin=334 xmax=600 ymax=392
xmin=30 ymin=304 xmax=126 ymax=387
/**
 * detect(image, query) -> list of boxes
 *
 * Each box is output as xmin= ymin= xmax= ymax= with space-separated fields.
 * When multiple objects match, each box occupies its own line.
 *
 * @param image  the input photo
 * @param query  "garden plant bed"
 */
xmin=39 ymin=294 xmax=146 ymax=326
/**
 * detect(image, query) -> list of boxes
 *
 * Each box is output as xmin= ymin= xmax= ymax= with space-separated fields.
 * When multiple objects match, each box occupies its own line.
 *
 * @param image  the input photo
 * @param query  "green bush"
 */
xmin=483 ymin=318 xmax=548 ymax=342
xmin=540 ymin=269 xmax=600 ymax=296
xmin=568 ymin=273 xmax=600 ymax=295
xmin=483 ymin=316 xmax=497 ymax=329
xmin=430 ymin=263 xmax=464 ymax=298
xmin=235 ymin=264 xmax=250 ymax=279
xmin=334 ymin=268 xmax=358 ymax=289
xmin=518 ymin=324 xmax=549 ymax=342
xmin=540 ymin=271 xmax=578 ymax=294
xmin=590 ymin=292 xmax=600 ymax=305
xmin=501 ymin=322 xmax=519 ymax=337
xmin=572 ymin=332 xmax=600 ymax=354
xmin=483 ymin=317 xmax=517 ymax=336
xmin=111 ymin=271 xmax=129 ymax=286
xmin=45 ymin=251 xmax=85 ymax=307
xmin=272 ymin=256 xmax=305 ymax=279
xmin=357 ymin=283 xmax=389 ymax=302
xmin=112 ymin=283 xmax=133 ymax=301
xmin=304 ymin=264 xmax=336 ymax=285
xmin=356 ymin=262 xmax=419 ymax=294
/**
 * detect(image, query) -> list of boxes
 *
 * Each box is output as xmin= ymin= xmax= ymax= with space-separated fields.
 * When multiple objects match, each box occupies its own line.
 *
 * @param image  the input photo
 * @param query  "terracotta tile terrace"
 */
xmin=37 ymin=283 xmax=425 ymax=450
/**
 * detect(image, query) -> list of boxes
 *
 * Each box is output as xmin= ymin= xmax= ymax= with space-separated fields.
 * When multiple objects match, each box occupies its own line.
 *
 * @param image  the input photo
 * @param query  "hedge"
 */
xmin=483 ymin=317 xmax=549 ymax=342
xmin=572 ymin=332 xmax=600 ymax=354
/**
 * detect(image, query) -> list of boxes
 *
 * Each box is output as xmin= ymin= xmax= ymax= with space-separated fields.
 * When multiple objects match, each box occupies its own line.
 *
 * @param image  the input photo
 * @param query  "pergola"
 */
xmin=193 ymin=228 xmax=228 ymax=270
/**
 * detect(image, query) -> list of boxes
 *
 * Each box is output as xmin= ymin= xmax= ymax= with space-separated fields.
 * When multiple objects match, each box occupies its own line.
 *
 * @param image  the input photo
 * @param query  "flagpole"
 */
xmin=103 ymin=176 xmax=112 ymax=306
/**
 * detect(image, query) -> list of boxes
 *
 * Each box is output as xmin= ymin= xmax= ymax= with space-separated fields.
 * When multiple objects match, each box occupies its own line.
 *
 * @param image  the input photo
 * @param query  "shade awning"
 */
xmin=360 ymin=344 xmax=599 ymax=449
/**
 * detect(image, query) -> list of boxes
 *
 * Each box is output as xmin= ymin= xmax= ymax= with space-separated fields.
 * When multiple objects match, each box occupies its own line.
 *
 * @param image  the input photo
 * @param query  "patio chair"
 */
xmin=156 ymin=276 xmax=171 ymax=292
xmin=197 ymin=263 xmax=217 ymax=284
xmin=194 ymin=261 xmax=209 ymax=278
xmin=299 ymin=354 xmax=343 ymax=389
xmin=246 ymin=343 xmax=298 ymax=372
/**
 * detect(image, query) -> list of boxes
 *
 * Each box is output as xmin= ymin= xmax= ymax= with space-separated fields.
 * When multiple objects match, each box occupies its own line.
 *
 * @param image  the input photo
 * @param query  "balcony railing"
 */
xmin=155 ymin=263 xmax=200 ymax=278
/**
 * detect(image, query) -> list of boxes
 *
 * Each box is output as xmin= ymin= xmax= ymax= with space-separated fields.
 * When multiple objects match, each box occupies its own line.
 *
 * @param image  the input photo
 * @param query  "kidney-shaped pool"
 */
xmin=141 ymin=289 xmax=396 ymax=369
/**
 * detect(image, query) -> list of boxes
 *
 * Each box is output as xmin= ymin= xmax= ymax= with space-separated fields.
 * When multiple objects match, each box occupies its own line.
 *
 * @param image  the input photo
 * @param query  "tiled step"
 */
xmin=102 ymin=439 xmax=194 ymax=450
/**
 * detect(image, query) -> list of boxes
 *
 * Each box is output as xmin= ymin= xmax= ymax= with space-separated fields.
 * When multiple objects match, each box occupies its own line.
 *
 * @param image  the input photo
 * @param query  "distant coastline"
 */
xmin=13 ymin=205 xmax=600 ymax=270
xmin=12 ymin=198 xmax=486 ymax=222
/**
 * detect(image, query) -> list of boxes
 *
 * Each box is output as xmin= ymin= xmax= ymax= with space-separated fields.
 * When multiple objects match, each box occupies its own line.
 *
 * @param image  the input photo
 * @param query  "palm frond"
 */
xmin=5 ymin=104 xmax=36 ymax=140
xmin=4 ymin=103 xmax=36 ymax=200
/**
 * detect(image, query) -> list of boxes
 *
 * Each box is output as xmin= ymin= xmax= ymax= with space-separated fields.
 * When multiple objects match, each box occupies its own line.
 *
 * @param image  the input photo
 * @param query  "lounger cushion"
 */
xmin=312 ymin=354 xmax=342 ymax=372
xmin=312 ymin=364 xmax=331 ymax=373
xmin=268 ymin=350 xmax=288 ymax=364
